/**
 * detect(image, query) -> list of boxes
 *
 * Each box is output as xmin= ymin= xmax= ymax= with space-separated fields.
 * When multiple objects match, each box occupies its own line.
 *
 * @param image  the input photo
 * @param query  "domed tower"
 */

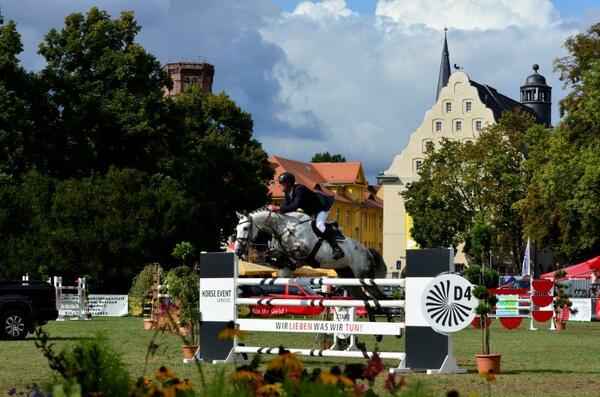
xmin=520 ymin=64 xmax=552 ymax=126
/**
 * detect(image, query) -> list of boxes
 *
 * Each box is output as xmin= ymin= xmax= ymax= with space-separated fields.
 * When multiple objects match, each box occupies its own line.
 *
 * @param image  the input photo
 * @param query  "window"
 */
xmin=335 ymin=208 xmax=340 ymax=222
xmin=475 ymin=120 xmax=482 ymax=131
xmin=445 ymin=102 xmax=452 ymax=112
xmin=465 ymin=101 xmax=472 ymax=112
xmin=415 ymin=160 xmax=423 ymax=171
xmin=345 ymin=210 xmax=350 ymax=225
xmin=184 ymin=76 xmax=191 ymax=86
xmin=455 ymin=121 xmax=462 ymax=131
xmin=435 ymin=121 xmax=442 ymax=132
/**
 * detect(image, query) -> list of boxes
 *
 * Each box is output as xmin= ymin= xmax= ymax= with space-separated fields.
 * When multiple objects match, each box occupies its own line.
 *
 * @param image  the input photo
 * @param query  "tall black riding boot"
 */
xmin=324 ymin=229 xmax=344 ymax=260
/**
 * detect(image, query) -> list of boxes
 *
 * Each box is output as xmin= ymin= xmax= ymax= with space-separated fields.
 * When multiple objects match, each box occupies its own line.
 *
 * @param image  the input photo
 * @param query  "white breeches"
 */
xmin=316 ymin=210 xmax=329 ymax=233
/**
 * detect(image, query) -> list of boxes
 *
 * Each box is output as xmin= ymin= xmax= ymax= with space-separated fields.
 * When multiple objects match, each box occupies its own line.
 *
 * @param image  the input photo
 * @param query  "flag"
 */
xmin=521 ymin=239 xmax=531 ymax=277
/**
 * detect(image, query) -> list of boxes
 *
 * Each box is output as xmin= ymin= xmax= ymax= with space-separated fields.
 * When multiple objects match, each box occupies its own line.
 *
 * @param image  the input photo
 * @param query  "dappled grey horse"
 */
xmin=234 ymin=209 xmax=393 ymax=329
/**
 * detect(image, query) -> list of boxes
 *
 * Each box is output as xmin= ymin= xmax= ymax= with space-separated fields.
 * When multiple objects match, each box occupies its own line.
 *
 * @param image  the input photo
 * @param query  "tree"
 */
xmin=519 ymin=23 xmax=600 ymax=262
xmin=311 ymin=152 xmax=346 ymax=163
xmin=0 ymin=8 xmax=273 ymax=291
xmin=403 ymin=139 xmax=474 ymax=251
xmin=404 ymin=108 xmax=539 ymax=269
xmin=0 ymin=14 xmax=38 ymax=179
xmin=37 ymin=7 xmax=172 ymax=179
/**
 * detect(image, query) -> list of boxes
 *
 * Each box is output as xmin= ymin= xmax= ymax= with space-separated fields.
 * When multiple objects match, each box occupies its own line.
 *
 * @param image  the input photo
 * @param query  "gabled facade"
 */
xmin=269 ymin=155 xmax=383 ymax=253
xmin=378 ymin=31 xmax=552 ymax=275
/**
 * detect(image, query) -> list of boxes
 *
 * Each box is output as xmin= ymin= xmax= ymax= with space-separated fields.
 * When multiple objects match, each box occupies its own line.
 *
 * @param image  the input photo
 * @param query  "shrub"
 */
xmin=129 ymin=263 xmax=162 ymax=316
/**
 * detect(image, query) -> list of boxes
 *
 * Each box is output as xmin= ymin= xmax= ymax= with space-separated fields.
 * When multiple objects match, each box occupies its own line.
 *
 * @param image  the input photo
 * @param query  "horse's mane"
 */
xmin=247 ymin=207 xmax=311 ymax=222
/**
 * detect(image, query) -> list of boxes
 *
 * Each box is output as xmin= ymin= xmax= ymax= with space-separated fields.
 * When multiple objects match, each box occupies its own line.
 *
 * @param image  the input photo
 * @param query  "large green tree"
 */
xmin=37 ymin=7 xmax=172 ymax=179
xmin=404 ymin=109 xmax=539 ymax=269
xmin=518 ymin=23 xmax=600 ymax=261
xmin=0 ymin=9 xmax=273 ymax=290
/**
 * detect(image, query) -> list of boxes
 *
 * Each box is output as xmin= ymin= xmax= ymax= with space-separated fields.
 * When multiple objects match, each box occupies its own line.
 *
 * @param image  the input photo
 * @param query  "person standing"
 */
xmin=268 ymin=172 xmax=344 ymax=259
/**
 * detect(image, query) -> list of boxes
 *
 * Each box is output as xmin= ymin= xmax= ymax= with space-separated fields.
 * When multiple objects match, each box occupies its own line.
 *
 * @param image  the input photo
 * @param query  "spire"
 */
xmin=436 ymin=27 xmax=451 ymax=101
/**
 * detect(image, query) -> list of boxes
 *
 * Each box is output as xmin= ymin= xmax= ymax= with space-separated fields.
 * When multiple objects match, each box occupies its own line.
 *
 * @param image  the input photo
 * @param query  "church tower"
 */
xmin=520 ymin=64 xmax=552 ymax=126
xmin=436 ymin=28 xmax=451 ymax=101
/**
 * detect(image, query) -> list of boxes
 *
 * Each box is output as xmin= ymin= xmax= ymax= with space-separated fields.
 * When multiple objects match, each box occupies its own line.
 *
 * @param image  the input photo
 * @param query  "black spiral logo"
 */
xmin=425 ymin=279 xmax=472 ymax=328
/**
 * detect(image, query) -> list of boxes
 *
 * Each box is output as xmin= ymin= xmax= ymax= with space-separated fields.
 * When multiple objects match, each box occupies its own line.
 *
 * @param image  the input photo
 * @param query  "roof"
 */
xmin=469 ymin=79 xmax=541 ymax=123
xmin=436 ymin=29 xmax=451 ymax=101
xmin=311 ymin=162 xmax=363 ymax=184
xmin=268 ymin=155 xmax=376 ymax=207
xmin=540 ymin=256 xmax=600 ymax=280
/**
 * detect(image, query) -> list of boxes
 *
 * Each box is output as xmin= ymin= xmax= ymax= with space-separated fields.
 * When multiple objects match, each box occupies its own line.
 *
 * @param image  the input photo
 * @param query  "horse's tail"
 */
xmin=368 ymin=248 xmax=387 ymax=279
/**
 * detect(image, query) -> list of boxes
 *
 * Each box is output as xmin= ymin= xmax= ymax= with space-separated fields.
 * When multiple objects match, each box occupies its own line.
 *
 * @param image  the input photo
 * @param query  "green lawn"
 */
xmin=1 ymin=318 xmax=600 ymax=396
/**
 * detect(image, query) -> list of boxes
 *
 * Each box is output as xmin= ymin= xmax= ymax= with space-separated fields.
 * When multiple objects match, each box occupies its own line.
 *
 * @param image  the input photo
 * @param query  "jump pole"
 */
xmin=197 ymin=249 xmax=465 ymax=374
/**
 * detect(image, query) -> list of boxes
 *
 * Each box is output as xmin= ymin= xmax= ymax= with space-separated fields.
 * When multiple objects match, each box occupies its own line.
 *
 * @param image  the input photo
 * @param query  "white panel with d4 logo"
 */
xmin=421 ymin=274 xmax=477 ymax=334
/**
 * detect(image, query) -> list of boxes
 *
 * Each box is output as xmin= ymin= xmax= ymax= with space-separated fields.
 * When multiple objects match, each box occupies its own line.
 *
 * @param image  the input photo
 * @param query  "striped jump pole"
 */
xmin=198 ymin=249 xmax=467 ymax=374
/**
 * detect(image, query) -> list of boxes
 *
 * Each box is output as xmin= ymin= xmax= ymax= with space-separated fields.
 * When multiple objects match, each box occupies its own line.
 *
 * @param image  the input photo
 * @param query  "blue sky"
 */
xmin=3 ymin=0 xmax=599 ymax=182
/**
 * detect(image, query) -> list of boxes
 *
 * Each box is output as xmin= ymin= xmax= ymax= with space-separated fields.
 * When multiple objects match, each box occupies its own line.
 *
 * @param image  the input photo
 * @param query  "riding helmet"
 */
xmin=278 ymin=172 xmax=295 ymax=185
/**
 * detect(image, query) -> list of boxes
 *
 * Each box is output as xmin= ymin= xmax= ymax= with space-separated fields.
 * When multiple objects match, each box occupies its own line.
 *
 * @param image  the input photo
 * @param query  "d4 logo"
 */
xmin=421 ymin=274 xmax=477 ymax=334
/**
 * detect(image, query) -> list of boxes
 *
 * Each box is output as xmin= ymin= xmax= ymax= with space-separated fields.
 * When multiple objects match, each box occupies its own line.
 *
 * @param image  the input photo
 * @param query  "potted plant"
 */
xmin=552 ymin=269 xmax=575 ymax=330
xmin=464 ymin=265 xmax=500 ymax=374
xmin=164 ymin=265 xmax=201 ymax=359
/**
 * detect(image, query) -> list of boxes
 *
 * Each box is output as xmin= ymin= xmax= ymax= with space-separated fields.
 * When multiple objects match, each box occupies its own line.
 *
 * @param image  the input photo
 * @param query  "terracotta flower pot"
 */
xmin=476 ymin=354 xmax=502 ymax=375
xmin=143 ymin=318 xmax=156 ymax=330
xmin=182 ymin=345 xmax=199 ymax=360
xmin=555 ymin=321 xmax=567 ymax=331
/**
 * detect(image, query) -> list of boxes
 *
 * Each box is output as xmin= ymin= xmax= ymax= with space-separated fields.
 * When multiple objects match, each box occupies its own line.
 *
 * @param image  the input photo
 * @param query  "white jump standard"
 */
xmin=198 ymin=249 xmax=474 ymax=374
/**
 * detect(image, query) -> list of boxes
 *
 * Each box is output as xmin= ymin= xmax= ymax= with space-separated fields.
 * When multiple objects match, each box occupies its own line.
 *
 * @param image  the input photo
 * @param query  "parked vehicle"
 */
xmin=0 ymin=268 xmax=58 ymax=340
xmin=239 ymin=282 xmax=367 ymax=317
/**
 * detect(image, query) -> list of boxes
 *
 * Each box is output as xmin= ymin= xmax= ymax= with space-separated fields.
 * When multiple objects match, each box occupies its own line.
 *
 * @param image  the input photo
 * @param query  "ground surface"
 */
xmin=1 ymin=317 xmax=599 ymax=396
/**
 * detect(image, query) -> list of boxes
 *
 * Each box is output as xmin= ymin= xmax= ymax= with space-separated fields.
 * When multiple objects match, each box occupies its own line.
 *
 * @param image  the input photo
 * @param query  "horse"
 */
xmin=234 ymin=208 xmax=394 ymax=330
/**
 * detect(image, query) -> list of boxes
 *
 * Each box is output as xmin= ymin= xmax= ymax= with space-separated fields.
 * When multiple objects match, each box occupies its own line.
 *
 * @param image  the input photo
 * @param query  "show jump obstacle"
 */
xmin=197 ymin=249 xmax=479 ymax=374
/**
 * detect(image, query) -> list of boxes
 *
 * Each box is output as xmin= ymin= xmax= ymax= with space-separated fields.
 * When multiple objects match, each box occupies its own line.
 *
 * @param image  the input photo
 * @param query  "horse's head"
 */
xmin=234 ymin=211 xmax=256 ymax=258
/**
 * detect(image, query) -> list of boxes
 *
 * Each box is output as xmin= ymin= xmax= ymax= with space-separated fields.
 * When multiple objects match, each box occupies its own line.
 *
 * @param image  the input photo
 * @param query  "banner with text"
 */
xmin=88 ymin=295 xmax=128 ymax=317
xmin=238 ymin=318 xmax=403 ymax=336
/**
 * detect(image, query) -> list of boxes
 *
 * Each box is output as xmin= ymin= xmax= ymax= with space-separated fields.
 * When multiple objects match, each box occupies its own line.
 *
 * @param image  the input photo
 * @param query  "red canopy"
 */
xmin=541 ymin=256 xmax=600 ymax=279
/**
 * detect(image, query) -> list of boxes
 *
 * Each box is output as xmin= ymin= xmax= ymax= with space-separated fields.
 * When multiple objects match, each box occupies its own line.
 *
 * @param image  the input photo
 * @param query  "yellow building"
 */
xmin=378 ymin=31 xmax=552 ymax=275
xmin=268 ymin=155 xmax=383 ymax=253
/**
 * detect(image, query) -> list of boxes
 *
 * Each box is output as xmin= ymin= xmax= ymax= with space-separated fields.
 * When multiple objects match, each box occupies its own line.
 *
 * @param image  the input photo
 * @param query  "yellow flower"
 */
xmin=320 ymin=371 xmax=354 ymax=387
xmin=267 ymin=352 xmax=304 ymax=375
xmin=154 ymin=366 xmax=176 ymax=380
xmin=218 ymin=321 xmax=247 ymax=340
xmin=230 ymin=370 xmax=264 ymax=384
xmin=258 ymin=383 xmax=284 ymax=396
xmin=480 ymin=371 xmax=497 ymax=382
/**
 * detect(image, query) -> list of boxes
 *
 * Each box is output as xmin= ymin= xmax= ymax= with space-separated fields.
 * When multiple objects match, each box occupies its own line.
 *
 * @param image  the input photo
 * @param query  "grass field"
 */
xmin=1 ymin=317 xmax=600 ymax=396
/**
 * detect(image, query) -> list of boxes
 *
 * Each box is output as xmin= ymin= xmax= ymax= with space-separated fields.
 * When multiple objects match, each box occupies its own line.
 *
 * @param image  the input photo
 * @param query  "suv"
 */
xmin=0 ymin=269 xmax=58 ymax=340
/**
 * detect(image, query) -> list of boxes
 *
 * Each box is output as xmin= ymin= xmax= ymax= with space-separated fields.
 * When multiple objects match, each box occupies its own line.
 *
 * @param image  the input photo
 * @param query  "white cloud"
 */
xmin=292 ymin=0 xmax=357 ymax=20
xmin=3 ymin=0 xmax=593 ymax=183
xmin=375 ymin=0 xmax=557 ymax=30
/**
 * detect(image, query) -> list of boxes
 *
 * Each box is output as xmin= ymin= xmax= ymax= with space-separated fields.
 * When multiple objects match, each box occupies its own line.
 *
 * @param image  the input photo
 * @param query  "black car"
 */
xmin=0 ymin=268 xmax=58 ymax=340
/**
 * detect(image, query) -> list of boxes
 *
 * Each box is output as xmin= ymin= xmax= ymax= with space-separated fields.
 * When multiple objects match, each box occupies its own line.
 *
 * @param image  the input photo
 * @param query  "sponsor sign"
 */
xmin=569 ymin=298 xmax=592 ymax=322
xmin=421 ymin=274 xmax=477 ymax=334
xmin=237 ymin=318 xmax=403 ymax=336
xmin=200 ymin=277 xmax=235 ymax=322
xmin=88 ymin=295 xmax=128 ymax=317
xmin=496 ymin=295 xmax=520 ymax=316
xmin=58 ymin=294 xmax=83 ymax=317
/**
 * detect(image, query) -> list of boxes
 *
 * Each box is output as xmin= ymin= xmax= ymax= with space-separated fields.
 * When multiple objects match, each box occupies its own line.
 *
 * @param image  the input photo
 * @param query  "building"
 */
xmin=378 ymin=30 xmax=552 ymax=274
xmin=163 ymin=61 xmax=215 ymax=97
xmin=268 ymin=155 xmax=384 ymax=254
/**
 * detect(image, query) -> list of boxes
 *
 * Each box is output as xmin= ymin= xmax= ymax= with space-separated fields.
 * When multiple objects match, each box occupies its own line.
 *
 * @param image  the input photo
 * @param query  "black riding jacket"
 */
xmin=280 ymin=184 xmax=334 ymax=216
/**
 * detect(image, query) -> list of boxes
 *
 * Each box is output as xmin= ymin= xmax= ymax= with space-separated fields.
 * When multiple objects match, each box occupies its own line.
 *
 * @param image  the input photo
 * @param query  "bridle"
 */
xmin=235 ymin=211 xmax=274 ymax=254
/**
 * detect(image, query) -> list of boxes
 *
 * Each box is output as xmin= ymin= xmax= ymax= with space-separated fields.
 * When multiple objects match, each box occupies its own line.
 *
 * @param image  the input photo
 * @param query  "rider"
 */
xmin=268 ymin=172 xmax=345 ymax=260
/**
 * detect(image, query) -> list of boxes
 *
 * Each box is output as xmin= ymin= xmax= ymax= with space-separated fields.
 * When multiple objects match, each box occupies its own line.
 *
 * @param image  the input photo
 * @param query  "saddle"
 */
xmin=310 ymin=220 xmax=345 ymax=241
